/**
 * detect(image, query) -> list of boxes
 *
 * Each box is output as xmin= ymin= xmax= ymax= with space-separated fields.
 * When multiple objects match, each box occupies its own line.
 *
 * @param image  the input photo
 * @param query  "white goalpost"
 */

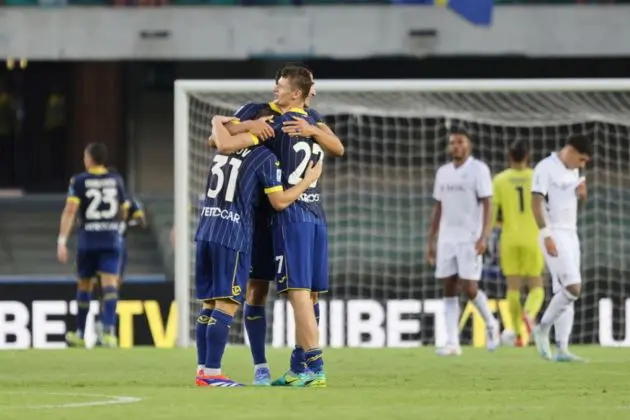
xmin=174 ymin=78 xmax=630 ymax=349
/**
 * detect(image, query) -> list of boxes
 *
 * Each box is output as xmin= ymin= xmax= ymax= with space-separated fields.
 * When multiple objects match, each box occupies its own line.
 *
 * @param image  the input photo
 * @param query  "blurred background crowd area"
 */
xmin=0 ymin=0 xmax=623 ymax=6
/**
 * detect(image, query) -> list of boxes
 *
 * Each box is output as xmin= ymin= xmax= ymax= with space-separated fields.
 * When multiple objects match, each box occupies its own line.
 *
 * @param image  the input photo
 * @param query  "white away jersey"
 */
xmin=433 ymin=157 xmax=492 ymax=244
xmin=532 ymin=152 xmax=580 ymax=231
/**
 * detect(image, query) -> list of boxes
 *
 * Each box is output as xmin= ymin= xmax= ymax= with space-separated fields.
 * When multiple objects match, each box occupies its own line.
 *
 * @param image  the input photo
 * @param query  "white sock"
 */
xmin=554 ymin=302 xmax=574 ymax=351
xmin=254 ymin=363 xmax=268 ymax=371
xmin=197 ymin=364 xmax=205 ymax=373
xmin=444 ymin=297 xmax=460 ymax=347
xmin=540 ymin=290 xmax=576 ymax=332
xmin=471 ymin=290 xmax=497 ymax=330
xmin=203 ymin=368 xmax=221 ymax=376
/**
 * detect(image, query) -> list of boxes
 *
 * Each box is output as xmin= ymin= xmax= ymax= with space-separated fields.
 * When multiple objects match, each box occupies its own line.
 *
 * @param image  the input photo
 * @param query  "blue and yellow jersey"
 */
xmin=195 ymin=146 xmax=283 ymax=254
xmin=67 ymin=166 xmax=128 ymax=250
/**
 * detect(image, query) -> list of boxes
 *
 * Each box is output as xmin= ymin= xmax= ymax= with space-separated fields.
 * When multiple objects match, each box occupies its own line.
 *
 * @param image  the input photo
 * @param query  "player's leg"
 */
xmin=244 ymin=224 xmax=275 ymax=385
xmin=96 ymin=248 xmax=123 ymax=348
xmin=305 ymin=222 xmax=329 ymax=387
xmin=434 ymin=242 xmax=461 ymax=355
xmin=458 ymin=243 xmax=500 ymax=351
xmin=244 ymin=279 xmax=271 ymax=385
xmin=66 ymin=250 xmax=97 ymax=348
xmin=196 ymin=243 xmax=248 ymax=387
xmin=500 ymin=242 xmax=524 ymax=346
xmin=272 ymin=223 xmax=319 ymax=386
xmin=533 ymin=231 xmax=582 ymax=361
xmin=92 ymin=276 xmax=104 ymax=346
xmin=194 ymin=242 xmax=214 ymax=376
xmin=522 ymin=245 xmax=546 ymax=335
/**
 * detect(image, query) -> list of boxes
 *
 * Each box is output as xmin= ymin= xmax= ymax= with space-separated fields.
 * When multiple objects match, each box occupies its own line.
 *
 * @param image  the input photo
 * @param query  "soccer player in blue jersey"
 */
xmin=212 ymin=64 xmax=343 ymax=386
xmin=94 ymin=197 xmax=146 ymax=345
xmin=57 ymin=143 xmax=129 ymax=348
xmin=194 ymin=115 xmax=322 ymax=388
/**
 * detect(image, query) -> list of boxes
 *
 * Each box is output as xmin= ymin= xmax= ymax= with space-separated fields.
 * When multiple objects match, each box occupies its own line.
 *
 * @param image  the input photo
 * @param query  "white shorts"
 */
xmin=435 ymin=241 xmax=482 ymax=281
xmin=539 ymin=229 xmax=581 ymax=293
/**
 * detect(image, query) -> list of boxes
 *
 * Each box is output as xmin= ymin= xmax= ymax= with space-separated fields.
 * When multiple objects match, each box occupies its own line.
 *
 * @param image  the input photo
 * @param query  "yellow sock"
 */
xmin=506 ymin=290 xmax=522 ymax=336
xmin=524 ymin=287 xmax=545 ymax=320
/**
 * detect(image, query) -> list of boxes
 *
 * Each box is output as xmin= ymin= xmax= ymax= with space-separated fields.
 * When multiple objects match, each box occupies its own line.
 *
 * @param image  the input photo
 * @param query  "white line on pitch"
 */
xmin=0 ymin=392 xmax=143 ymax=409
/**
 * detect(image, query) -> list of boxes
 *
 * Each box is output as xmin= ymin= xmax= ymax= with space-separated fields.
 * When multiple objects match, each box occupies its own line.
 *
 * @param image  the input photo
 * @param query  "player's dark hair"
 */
xmin=254 ymin=107 xmax=275 ymax=119
xmin=275 ymin=63 xmax=313 ymax=83
xmin=566 ymin=134 xmax=592 ymax=156
xmin=278 ymin=65 xmax=313 ymax=100
xmin=86 ymin=142 xmax=108 ymax=166
xmin=449 ymin=126 xmax=471 ymax=140
xmin=508 ymin=139 xmax=529 ymax=163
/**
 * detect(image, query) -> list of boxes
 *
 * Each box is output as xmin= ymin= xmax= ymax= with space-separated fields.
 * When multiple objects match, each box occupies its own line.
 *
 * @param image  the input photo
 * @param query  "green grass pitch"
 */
xmin=1 ymin=346 xmax=630 ymax=420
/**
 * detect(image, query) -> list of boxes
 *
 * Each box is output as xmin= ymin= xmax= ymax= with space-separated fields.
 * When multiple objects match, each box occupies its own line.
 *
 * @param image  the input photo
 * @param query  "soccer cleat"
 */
xmin=253 ymin=366 xmax=271 ymax=386
xmin=306 ymin=371 xmax=326 ymax=388
xmin=94 ymin=320 xmax=104 ymax=346
xmin=100 ymin=334 xmax=118 ymax=348
xmin=486 ymin=323 xmax=500 ymax=352
xmin=435 ymin=345 xmax=462 ymax=356
xmin=271 ymin=370 xmax=314 ymax=387
xmin=554 ymin=349 xmax=587 ymax=363
xmin=515 ymin=336 xmax=526 ymax=347
xmin=196 ymin=374 xmax=244 ymax=388
xmin=65 ymin=331 xmax=86 ymax=348
xmin=532 ymin=325 xmax=552 ymax=360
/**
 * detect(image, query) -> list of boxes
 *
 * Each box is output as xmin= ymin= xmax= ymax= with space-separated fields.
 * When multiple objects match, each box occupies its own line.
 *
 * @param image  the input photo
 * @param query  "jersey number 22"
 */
xmin=288 ymin=141 xmax=324 ymax=188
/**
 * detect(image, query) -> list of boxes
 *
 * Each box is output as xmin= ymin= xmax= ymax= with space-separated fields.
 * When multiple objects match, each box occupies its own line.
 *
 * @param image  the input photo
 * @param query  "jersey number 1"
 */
xmin=207 ymin=155 xmax=242 ymax=202
xmin=288 ymin=141 xmax=324 ymax=188
xmin=515 ymin=186 xmax=525 ymax=213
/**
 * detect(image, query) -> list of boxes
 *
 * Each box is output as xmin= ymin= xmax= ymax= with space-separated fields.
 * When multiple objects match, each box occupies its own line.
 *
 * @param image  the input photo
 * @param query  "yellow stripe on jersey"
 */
xmin=67 ymin=196 xmax=80 ymax=204
xmin=249 ymin=133 xmax=260 ymax=145
xmin=492 ymin=168 xmax=538 ymax=245
xmin=132 ymin=210 xmax=144 ymax=219
xmin=264 ymin=186 xmax=283 ymax=194
xmin=230 ymin=119 xmax=240 ymax=125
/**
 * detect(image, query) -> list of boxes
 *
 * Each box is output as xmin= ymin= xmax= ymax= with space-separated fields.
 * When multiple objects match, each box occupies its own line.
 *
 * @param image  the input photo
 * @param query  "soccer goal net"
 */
xmin=174 ymin=79 xmax=630 ymax=349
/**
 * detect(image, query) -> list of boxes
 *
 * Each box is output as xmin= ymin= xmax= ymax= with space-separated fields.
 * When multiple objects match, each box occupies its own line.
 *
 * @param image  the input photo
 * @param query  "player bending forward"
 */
xmin=531 ymin=135 xmax=590 ymax=362
xmin=427 ymin=128 xmax=500 ymax=356
xmin=492 ymin=140 xmax=545 ymax=347
xmin=58 ymin=143 xmax=129 ymax=348
xmin=194 ymin=116 xmax=322 ymax=387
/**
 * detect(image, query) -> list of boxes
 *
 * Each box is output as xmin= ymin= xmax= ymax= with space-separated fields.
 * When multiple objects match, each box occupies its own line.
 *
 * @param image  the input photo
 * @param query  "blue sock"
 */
xmin=244 ymin=304 xmax=267 ymax=365
xmin=101 ymin=286 xmax=118 ymax=335
xmin=205 ymin=309 xmax=234 ymax=370
xmin=290 ymin=346 xmax=306 ymax=374
xmin=196 ymin=308 xmax=213 ymax=366
xmin=314 ymin=302 xmax=320 ymax=326
xmin=76 ymin=290 xmax=91 ymax=339
xmin=305 ymin=348 xmax=324 ymax=374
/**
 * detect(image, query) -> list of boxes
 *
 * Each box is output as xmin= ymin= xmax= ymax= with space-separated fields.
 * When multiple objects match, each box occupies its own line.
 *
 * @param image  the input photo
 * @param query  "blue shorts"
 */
xmin=195 ymin=241 xmax=250 ymax=304
xmin=272 ymin=222 xmax=329 ymax=294
xmin=76 ymin=248 xmax=122 ymax=279
xmin=250 ymin=223 xmax=275 ymax=281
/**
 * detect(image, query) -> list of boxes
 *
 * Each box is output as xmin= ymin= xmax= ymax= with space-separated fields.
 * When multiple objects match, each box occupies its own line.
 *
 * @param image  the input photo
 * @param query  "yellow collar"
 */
xmin=88 ymin=166 xmax=108 ymax=175
xmin=269 ymin=102 xmax=308 ymax=116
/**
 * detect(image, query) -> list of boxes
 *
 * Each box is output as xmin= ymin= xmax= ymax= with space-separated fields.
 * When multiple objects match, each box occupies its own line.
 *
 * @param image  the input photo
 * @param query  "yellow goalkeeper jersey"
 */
xmin=492 ymin=168 xmax=539 ymax=246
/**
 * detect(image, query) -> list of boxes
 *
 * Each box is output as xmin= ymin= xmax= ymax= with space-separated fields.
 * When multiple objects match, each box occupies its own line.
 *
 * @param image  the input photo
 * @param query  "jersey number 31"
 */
xmin=207 ymin=155 xmax=242 ymax=203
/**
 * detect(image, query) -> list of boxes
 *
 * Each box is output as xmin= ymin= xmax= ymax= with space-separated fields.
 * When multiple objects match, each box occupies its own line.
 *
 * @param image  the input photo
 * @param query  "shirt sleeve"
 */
xmin=432 ymin=168 xmax=442 ymax=202
xmin=532 ymin=162 xmax=549 ymax=196
xmin=117 ymin=175 xmax=130 ymax=209
xmin=476 ymin=162 xmax=493 ymax=199
xmin=233 ymin=102 xmax=262 ymax=122
xmin=66 ymin=176 xmax=80 ymax=204
xmin=256 ymin=155 xmax=283 ymax=195
xmin=307 ymin=108 xmax=327 ymax=126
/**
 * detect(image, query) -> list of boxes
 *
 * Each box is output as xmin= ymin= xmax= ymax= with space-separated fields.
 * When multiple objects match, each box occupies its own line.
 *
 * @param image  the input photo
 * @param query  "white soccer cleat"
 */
xmin=554 ymin=349 xmax=587 ymax=363
xmin=435 ymin=345 xmax=462 ymax=357
xmin=486 ymin=322 xmax=500 ymax=352
xmin=532 ymin=325 xmax=552 ymax=360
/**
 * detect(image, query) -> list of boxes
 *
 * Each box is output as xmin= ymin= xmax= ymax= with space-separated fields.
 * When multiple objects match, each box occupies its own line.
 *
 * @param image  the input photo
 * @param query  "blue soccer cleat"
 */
xmin=253 ymin=366 xmax=271 ymax=386
xmin=271 ymin=370 xmax=314 ymax=387
xmin=554 ymin=349 xmax=587 ymax=363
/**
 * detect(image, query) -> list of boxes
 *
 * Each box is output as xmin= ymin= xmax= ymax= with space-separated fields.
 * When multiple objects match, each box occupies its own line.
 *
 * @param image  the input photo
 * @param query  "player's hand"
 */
xmin=212 ymin=115 xmax=236 ymax=125
xmin=544 ymin=237 xmax=558 ymax=257
xmin=247 ymin=117 xmax=275 ymax=140
xmin=426 ymin=243 xmax=436 ymax=266
xmin=282 ymin=116 xmax=317 ymax=137
xmin=57 ymin=244 xmax=68 ymax=264
xmin=575 ymin=177 xmax=587 ymax=201
xmin=475 ymin=237 xmax=487 ymax=255
xmin=304 ymin=160 xmax=323 ymax=184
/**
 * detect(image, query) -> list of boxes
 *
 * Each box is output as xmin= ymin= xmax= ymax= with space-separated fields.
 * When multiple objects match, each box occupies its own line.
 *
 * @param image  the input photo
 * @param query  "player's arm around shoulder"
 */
xmin=261 ymin=154 xmax=323 ymax=211
xmin=210 ymin=115 xmax=261 ymax=154
xmin=282 ymin=111 xmax=344 ymax=157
